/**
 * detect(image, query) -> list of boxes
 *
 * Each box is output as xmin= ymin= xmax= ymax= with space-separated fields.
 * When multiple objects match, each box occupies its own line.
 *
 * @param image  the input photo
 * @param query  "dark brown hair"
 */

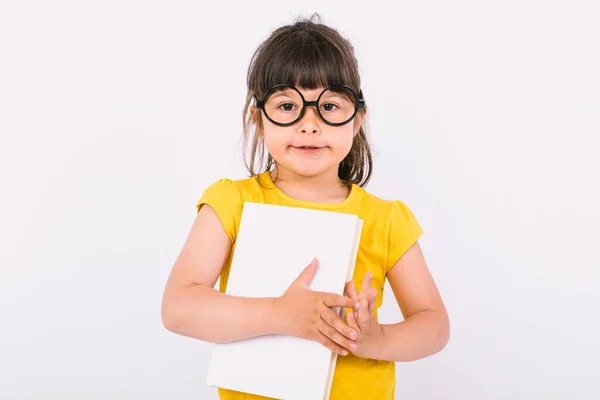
xmin=241 ymin=13 xmax=373 ymax=187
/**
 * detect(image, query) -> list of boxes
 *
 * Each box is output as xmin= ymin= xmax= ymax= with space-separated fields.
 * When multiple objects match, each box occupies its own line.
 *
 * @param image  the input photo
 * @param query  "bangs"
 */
xmin=255 ymin=30 xmax=358 ymax=99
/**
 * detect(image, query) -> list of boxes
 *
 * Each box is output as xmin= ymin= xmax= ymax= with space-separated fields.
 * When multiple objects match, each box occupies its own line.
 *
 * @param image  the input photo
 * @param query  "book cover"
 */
xmin=206 ymin=202 xmax=363 ymax=400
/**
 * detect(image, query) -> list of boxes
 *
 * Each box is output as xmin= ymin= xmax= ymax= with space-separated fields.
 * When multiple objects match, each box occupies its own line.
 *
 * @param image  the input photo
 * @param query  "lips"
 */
xmin=291 ymin=145 xmax=325 ymax=155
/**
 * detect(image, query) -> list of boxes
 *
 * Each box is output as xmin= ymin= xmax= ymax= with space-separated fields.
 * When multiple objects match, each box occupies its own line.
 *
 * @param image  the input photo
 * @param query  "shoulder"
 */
xmin=195 ymin=177 xmax=241 ymax=213
xmin=360 ymin=188 xmax=421 ymax=232
xmin=194 ymin=175 xmax=254 ymax=241
xmin=195 ymin=174 xmax=271 ymax=241
xmin=355 ymin=186 xmax=423 ymax=271
xmin=195 ymin=174 xmax=267 ymax=211
xmin=353 ymin=186 xmax=412 ymax=219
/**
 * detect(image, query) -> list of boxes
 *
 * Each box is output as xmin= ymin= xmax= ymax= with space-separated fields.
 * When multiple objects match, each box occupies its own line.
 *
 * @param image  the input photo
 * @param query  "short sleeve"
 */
xmin=386 ymin=200 xmax=424 ymax=271
xmin=196 ymin=178 xmax=243 ymax=242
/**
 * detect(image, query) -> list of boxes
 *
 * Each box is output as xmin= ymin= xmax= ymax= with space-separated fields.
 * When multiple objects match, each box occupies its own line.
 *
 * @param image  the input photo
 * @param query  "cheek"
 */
xmin=263 ymin=128 xmax=290 ymax=154
xmin=261 ymin=115 xmax=294 ymax=151
xmin=334 ymin=130 xmax=355 ymax=154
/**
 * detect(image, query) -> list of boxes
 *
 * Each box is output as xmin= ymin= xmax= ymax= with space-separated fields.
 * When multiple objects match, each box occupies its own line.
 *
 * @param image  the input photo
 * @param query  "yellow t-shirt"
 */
xmin=196 ymin=172 xmax=423 ymax=400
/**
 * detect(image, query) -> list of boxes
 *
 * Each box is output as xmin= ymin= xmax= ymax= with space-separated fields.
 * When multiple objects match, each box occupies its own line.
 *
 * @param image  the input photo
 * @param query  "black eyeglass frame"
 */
xmin=255 ymin=84 xmax=366 ymax=127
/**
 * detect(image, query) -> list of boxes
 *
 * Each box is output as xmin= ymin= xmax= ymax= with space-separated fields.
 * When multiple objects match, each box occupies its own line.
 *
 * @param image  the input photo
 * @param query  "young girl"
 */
xmin=161 ymin=14 xmax=449 ymax=400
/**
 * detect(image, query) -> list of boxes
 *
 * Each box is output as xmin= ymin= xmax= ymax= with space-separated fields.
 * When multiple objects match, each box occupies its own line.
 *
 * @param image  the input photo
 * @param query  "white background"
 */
xmin=1 ymin=1 xmax=599 ymax=399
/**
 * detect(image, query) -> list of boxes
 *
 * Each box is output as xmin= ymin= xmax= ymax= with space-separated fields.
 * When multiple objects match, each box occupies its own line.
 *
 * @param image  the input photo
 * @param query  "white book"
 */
xmin=206 ymin=201 xmax=363 ymax=400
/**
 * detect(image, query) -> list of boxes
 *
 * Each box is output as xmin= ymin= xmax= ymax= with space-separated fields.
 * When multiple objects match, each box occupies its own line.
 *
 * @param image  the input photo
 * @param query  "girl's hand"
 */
xmin=275 ymin=258 xmax=359 ymax=356
xmin=344 ymin=271 xmax=385 ymax=359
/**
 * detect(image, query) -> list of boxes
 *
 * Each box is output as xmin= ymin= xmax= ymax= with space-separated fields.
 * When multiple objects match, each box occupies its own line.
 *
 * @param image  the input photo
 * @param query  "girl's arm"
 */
xmin=160 ymin=204 xmax=357 ymax=355
xmin=161 ymin=204 xmax=277 ymax=342
xmin=378 ymin=241 xmax=450 ymax=362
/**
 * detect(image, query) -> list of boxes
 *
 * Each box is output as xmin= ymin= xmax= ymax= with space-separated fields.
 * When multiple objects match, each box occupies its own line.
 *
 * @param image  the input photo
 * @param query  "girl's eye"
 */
xmin=321 ymin=103 xmax=338 ymax=112
xmin=279 ymin=103 xmax=296 ymax=111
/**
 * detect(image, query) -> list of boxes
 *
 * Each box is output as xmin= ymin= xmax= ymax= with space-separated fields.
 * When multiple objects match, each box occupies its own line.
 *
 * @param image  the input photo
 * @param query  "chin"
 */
xmin=292 ymin=167 xmax=328 ymax=177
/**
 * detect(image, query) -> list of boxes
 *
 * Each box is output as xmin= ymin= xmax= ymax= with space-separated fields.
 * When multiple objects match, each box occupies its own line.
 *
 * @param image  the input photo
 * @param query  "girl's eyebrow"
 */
xmin=321 ymin=92 xmax=343 ymax=98
xmin=270 ymin=91 xmax=296 ymax=99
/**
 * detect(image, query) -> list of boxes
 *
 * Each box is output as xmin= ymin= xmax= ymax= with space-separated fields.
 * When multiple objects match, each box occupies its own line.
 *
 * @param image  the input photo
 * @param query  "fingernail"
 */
xmin=350 ymin=344 xmax=357 ymax=350
xmin=341 ymin=350 xmax=348 ymax=356
xmin=355 ymin=302 xmax=360 ymax=309
xmin=350 ymin=331 xmax=357 ymax=339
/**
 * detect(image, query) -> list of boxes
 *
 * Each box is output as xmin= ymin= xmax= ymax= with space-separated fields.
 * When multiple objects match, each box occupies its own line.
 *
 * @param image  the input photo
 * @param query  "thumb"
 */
xmin=295 ymin=258 xmax=319 ymax=287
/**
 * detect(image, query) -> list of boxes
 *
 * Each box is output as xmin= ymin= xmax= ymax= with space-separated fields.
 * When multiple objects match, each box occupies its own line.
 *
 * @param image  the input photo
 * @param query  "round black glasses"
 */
xmin=255 ymin=84 xmax=365 ymax=127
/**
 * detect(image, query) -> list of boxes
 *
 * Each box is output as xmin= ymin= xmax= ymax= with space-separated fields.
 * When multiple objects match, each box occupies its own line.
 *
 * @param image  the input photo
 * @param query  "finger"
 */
xmin=344 ymin=281 xmax=360 ymax=316
xmin=346 ymin=308 xmax=361 ymax=334
xmin=357 ymin=291 xmax=370 ymax=331
xmin=318 ymin=316 xmax=357 ymax=354
xmin=316 ymin=331 xmax=349 ymax=356
xmin=295 ymin=258 xmax=319 ymax=287
xmin=321 ymin=306 xmax=358 ymax=341
xmin=361 ymin=271 xmax=373 ymax=295
xmin=321 ymin=291 xmax=355 ymax=309
xmin=345 ymin=280 xmax=360 ymax=308
xmin=345 ymin=280 xmax=359 ymax=300
xmin=368 ymin=288 xmax=377 ymax=314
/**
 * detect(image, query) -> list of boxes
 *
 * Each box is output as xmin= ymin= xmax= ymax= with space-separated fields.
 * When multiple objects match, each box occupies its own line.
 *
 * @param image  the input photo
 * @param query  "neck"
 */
xmin=269 ymin=166 xmax=350 ymax=204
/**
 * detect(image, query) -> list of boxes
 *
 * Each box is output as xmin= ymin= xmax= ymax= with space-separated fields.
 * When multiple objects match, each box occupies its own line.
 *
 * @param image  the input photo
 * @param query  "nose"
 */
xmin=299 ymin=105 xmax=320 ymax=134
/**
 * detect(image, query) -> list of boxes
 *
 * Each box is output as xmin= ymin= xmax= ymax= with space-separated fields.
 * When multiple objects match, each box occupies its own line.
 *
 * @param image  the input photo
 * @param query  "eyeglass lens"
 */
xmin=263 ymin=87 xmax=358 ymax=125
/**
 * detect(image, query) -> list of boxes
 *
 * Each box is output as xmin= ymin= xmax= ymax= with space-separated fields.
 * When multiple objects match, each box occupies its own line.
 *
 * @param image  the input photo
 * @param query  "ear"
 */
xmin=250 ymin=105 xmax=265 ymax=136
xmin=250 ymin=105 xmax=260 ymax=125
xmin=353 ymin=111 xmax=365 ymax=136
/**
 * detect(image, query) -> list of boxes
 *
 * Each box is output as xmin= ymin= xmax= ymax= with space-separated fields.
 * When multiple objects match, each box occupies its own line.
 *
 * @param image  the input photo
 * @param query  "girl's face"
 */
xmin=253 ymin=86 xmax=364 ymax=180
